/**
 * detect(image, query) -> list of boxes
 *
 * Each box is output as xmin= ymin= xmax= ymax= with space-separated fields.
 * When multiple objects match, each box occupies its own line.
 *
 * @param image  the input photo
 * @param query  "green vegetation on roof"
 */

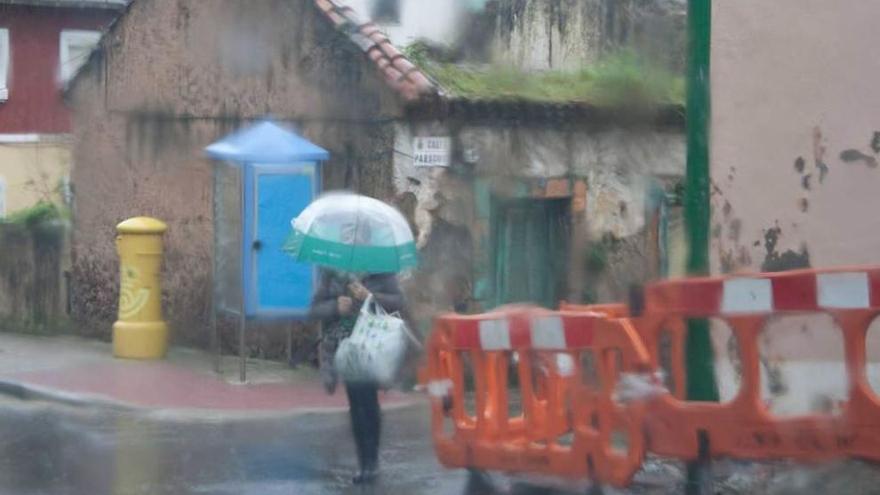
xmin=405 ymin=44 xmax=684 ymax=107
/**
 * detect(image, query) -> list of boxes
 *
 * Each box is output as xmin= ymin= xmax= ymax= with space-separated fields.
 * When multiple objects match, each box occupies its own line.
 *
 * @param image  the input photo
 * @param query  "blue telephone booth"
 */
xmin=206 ymin=120 xmax=328 ymax=381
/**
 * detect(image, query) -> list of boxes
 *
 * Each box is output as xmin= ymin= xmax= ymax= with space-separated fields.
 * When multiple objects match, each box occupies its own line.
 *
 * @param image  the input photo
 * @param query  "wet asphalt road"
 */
xmin=0 ymin=398 xmax=600 ymax=495
xmin=0 ymin=398 xmax=473 ymax=495
xmin=2 ymin=396 xmax=880 ymax=495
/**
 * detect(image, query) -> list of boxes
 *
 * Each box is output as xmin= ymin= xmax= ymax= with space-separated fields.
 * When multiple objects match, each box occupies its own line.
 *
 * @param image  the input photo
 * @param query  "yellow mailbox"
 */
xmin=112 ymin=217 xmax=168 ymax=359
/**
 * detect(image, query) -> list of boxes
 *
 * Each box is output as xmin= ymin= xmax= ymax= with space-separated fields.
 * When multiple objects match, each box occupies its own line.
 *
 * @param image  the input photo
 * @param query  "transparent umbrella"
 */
xmin=283 ymin=191 xmax=418 ymax=273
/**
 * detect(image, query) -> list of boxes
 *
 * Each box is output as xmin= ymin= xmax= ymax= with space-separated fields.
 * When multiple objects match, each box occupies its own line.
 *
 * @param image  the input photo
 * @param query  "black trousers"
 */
xmin=345 ymin=382 xmax=381 ymax=470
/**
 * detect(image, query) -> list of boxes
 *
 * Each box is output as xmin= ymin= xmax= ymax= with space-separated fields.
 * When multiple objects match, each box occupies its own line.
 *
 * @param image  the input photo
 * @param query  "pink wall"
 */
xmin=710 ymin=0 xmax=880 ymax=274
xmin=0 ymin=5 xmax=118 ymax=134
xmin=709 ymin=1 xmax=880 ymax=413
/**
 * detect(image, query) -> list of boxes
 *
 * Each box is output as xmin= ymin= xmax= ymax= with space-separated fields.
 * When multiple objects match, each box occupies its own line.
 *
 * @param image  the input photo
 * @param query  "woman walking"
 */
xmin=287 ymin=193 xmax=417 ymax=484
xmin=309 ymin=266 xmax=405 ymax=483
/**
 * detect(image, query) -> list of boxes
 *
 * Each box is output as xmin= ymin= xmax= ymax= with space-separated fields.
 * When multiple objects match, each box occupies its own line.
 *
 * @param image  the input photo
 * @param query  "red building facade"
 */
xmin=0 ymin=2 xmax=122 ymax=134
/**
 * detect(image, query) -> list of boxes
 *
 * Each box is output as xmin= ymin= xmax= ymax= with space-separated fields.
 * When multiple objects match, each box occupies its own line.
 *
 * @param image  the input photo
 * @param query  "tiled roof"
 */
xmin=313 ymin=0 xmax=438 ymax=102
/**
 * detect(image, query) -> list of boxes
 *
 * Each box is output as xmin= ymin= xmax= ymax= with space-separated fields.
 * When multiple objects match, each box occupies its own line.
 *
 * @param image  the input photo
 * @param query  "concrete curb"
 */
xmin=0 ymin=379 xmax=134 ymax=412
xmin=143 ymin=396 xmax=426 ymax=424
xmin=0 ymin=378 xmax=426 ymax=423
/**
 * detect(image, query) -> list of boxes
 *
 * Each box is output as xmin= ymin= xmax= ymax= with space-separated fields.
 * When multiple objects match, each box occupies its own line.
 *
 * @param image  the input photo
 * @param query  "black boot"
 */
xmin=352 ymin=462 xmax=378 ymax=484
xmin=346 ymin=382 xmax=381 ymax=485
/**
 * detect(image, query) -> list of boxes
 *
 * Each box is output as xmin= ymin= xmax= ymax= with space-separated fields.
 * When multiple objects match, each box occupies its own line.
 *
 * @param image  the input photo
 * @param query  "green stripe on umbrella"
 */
xmin=283 ymin=191 xmax=418 ymax=274
xmin=283 ymin=230 xmax=418 ymax=273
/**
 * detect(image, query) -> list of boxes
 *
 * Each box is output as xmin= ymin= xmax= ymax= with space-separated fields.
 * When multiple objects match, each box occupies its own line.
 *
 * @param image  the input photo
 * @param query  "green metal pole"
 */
xmin=685 ymin=0 xmax=718 ymax=493
xmin=685 ymin=0 xmax=719 ymax=405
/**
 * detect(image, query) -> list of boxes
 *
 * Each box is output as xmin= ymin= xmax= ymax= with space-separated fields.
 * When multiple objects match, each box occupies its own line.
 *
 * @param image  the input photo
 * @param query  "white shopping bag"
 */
xmin=334 ymin=295 xmax=413 ymax=386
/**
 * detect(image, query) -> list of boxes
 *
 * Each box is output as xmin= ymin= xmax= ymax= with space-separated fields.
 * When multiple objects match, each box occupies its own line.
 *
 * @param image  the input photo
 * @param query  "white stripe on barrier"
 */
xmin=426 ymin=379 xmax=454 ymax=398
xmin=721 ymin=278 xmax=773 ymax=314
xmin=531 ymin=316 xmax=566 ymax=350
xmin=478 ymin=319 xmax=511 ymax=350
xmin=555 ymin=354 xmax=576 ymax=376
xmin=818 ymin=272 xmax=870 ymax=309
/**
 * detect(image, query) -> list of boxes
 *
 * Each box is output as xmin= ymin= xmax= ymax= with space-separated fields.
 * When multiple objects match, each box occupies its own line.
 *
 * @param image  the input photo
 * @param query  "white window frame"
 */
xmin=59 ymin=29 xmax=101 ymax=84
xmin=0 ymin=28 xmax=9 ymax=101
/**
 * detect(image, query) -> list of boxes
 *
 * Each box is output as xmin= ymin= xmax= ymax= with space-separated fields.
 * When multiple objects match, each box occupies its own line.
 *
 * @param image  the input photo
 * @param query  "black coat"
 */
xmin=309 ymin=271 xmax=405 ymax=327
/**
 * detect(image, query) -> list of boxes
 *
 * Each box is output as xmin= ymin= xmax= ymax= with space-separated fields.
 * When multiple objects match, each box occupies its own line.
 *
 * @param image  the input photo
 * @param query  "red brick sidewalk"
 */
xmin=0 ymin=334 xmax=419 ymax=416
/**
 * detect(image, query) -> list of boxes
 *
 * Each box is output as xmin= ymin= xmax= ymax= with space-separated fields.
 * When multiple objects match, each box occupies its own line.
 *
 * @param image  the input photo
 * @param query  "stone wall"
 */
xmin=66 ymin=0 xmax=404 ymax=348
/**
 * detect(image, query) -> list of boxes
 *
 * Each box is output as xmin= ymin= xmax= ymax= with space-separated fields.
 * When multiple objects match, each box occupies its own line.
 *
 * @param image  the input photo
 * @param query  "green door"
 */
xmin=492 ymin=198 xmax=570 ymax=308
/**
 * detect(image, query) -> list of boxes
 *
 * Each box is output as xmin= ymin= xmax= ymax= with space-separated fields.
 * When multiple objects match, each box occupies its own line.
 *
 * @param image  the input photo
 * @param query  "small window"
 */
xmin=0 ymin=28 xmax=9 ymax=101
xmin=59 ymin=30 xmax=101 ymax=84
xmin=372 ymin=0 xmax=400 ymax=24
xmin=0 ymin=176 xmax=6 ymax=218
xmin=61 ymin=176 xmax=72 ymax=206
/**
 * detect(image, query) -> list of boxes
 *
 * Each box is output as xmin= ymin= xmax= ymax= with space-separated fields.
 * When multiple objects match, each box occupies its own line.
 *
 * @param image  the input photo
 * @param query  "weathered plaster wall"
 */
xmin=67 ymin=0 xmax=403 ymax=347
xmin=711 ymin=0 xmax=880 ymax=275
xmin=395 ymin=123 xmax=686 ymax=245
xmin=491 ymin=0 xmax=602 ymax=70
xmin=709 ymin=0 xmax=880 ymax=413
xmin=394 ymin=121 xmax=684 ymax=318
xmin=490 ymin=0 xmax=686 ymax=71
xmin=342 ymin=0 xmax=686 ymax=70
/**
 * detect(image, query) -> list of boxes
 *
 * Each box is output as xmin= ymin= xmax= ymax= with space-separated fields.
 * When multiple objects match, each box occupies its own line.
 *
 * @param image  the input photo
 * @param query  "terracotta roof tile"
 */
xmin=375 ymin=58 xmax=391 ymax=70
xmin=348 ymin=32 xmax=375 ymax=52
xmin=405 ymin=70 xmax=433 ymax=90
xmin=383 ymin=66 xmax=404 ymax=82
xmin=367 ymin=47 xmax=385 ymax=63
xmin=392 ymin=58 xmax=416 ymax=75
xmin=313 ymin=0 xmax=437 ymax=102
xmin=360 ymin=23 xmax=382 ymax=38
xmin=367 ymin=31 xmax=390 ymax=46
xmin=377 ymin=41 xmax=401 ymax=59
xmin=314 ymin=0 xmax=334 ymax=14
xmin=325 ymin=10 xmax=347 ymax=27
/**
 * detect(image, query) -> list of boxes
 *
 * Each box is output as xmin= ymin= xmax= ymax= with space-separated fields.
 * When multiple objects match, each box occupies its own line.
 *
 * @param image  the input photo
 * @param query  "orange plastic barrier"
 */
xmin=424 ymin=266 xmax=880 ymax=486
xmin=559 ymin=302 xmax=630 ymax=318
xmin=422 ymin=305 xmax=652 ymax=486
xmin=638 ymin=266 xmax=880 ymax=462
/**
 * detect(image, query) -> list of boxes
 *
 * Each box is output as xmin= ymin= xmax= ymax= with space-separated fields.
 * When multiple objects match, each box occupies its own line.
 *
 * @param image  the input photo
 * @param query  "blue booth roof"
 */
xmin=205 ymin=120 xmax=330 ymax=164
